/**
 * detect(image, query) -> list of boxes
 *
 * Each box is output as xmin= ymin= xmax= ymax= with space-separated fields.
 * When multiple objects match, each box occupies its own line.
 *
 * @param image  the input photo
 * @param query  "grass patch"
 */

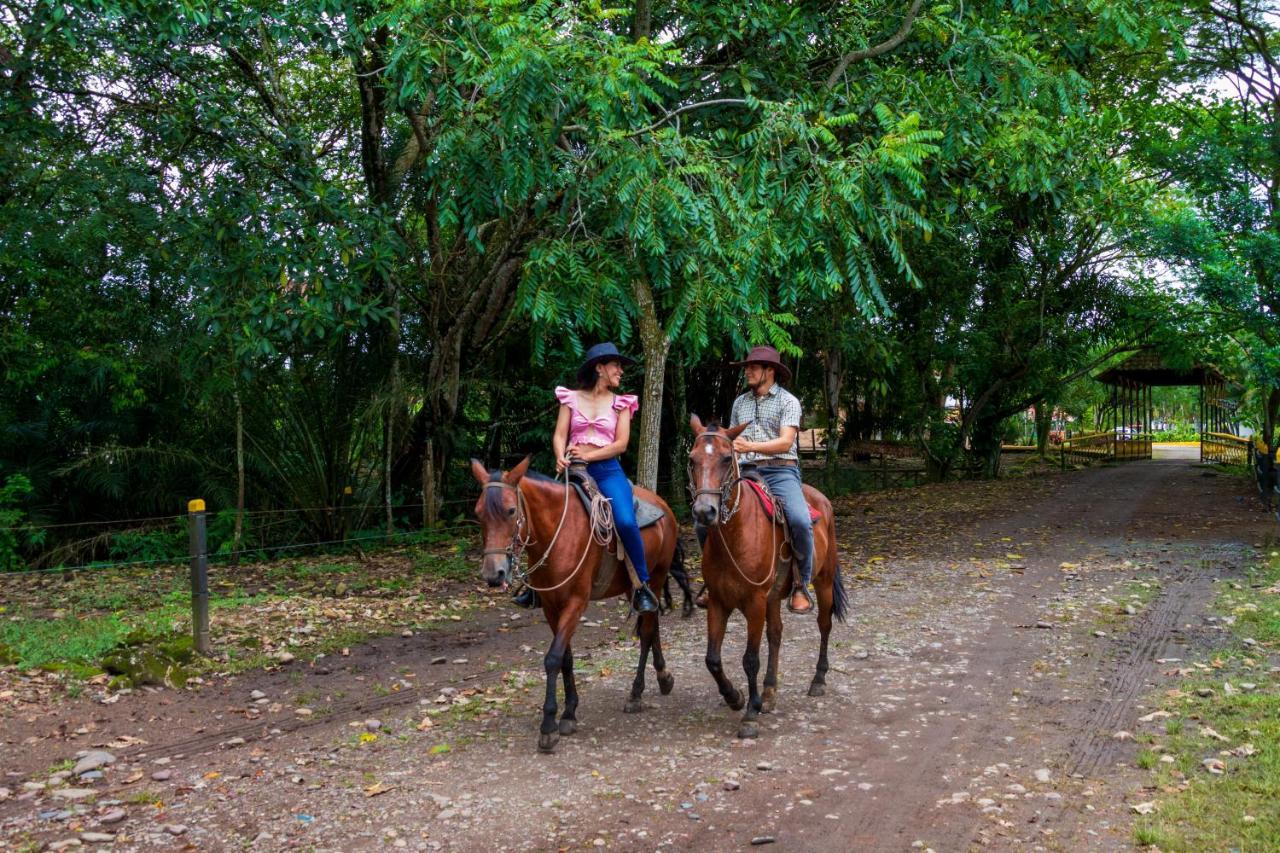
xmin=411 ymin=549 xmax=473 ymax=582
xmin=0 ymin=613 xmax=131 ymax=670
xmin=1133 ymin=552 xmax=1280 ymax=850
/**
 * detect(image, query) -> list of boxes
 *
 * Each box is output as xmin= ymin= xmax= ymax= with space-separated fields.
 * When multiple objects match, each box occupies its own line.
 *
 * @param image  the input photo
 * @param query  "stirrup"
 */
xmin=632 ymin=584 xmax=659 ymax=614
xmin=512 ymin=584 xmax=539 ymax=610
xmin=786 ymin=584 xmax=815 ymax=614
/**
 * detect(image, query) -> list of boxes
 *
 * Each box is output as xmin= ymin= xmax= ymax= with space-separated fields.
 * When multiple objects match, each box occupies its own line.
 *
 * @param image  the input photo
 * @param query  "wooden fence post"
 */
xmin=187 ymin=499 xmax=210 ymax=656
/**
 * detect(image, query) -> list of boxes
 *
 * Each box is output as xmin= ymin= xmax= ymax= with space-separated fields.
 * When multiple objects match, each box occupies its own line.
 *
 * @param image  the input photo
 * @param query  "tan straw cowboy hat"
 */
xmin=730 ymin=345 xmax=792 ymax=384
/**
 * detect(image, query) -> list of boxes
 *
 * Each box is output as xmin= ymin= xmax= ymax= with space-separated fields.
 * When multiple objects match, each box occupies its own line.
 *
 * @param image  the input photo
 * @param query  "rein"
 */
xmin=688 ymin=433 xmax=777 ymax=589
xmin=482 ymin=470 xmax=610 ymax=594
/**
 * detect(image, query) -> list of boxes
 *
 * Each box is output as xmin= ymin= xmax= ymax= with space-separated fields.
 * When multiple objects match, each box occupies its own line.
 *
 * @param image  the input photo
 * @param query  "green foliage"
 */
xmin=0 ymin=474 xmax=42 ymax=572
xmin=2 ymin=0 xmax=1271 ymax=535
xmin=0 ymin=612 xmax=128 ymax=670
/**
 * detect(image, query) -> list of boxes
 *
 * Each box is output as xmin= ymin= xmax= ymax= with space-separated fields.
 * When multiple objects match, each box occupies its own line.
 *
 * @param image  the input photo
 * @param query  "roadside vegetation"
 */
xmin=0 ymin=532 xmax=478 ymax=696
xmin=1133 ymin=549 xmax=1280 ymax=849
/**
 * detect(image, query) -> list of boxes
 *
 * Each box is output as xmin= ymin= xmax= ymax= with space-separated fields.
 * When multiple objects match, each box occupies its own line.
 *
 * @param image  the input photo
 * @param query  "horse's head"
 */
xmin=470 ymin=456 xmax=532 ymax=590
xmin=688 ymin=416 xmax=749 ymax=527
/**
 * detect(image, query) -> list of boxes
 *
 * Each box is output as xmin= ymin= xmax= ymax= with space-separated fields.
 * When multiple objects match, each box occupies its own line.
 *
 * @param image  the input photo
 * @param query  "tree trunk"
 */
xmin=384 ymin=412 xmax=394 ymax=539
xmin=423 ymin=438 xmax=435 ymax=529
xmin=1034 ymin=401 xmax=1053 ymax=458
xmin=232 ymin=375 xmax=245 ymax=567
xmin=665 ymin=357 xmax=688 ymax=501
xmin=823 ymin=347 xmax=843 ymax=470
xmin=1264 ymin=386 xmax=1279 ymax=490
xmin=971 ymin=413 xmax=1004 ymax=479
xmin=633 ymin=274 xmax=670 ymax=491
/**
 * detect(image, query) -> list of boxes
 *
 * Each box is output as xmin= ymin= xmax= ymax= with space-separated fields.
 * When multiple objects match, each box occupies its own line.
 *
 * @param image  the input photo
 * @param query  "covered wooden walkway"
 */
xmin=1059 ymin=350 xmax=1242 ymax=466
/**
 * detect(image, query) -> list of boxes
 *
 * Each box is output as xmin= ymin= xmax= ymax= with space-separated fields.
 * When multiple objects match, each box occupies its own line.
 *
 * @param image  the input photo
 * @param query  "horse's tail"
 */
xmin=667 ymin=539 xmax=695 ymax=618
xmin=831 ymin=559 xmax=849 ymax=624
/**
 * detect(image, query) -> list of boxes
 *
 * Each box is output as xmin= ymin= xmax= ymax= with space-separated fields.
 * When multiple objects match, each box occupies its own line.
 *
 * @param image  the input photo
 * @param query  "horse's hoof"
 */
xmin=725 ymin=689 xmax=744 ymax=711
xmin=558 ymin=718 xmax=577 ymax=736
xmin=623 ymin=698 xmax=644 ymax=714
xmin=737 ymin=721 xmax=759 ymax=740
xmin=682 ymin=601 xmax=694 ymax=619
xmin=657 ymin=671 xmax=675 ymax=695
xmin=761 ymin=693 xmax=776 ymax=714
xmin=808 ymin=682 xmax=826 ymax=698
xmin=537 ymin=731 xmax=559 ymax=754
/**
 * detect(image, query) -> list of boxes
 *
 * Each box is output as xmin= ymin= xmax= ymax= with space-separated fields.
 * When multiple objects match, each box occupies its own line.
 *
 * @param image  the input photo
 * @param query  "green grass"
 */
xmin=1133 ymin=552 xmax=1280 ymax=850
xmin=411 ymin=550 xmax=473 ymax=581
xmin=0 ymin=613 xmax=131 ymax=669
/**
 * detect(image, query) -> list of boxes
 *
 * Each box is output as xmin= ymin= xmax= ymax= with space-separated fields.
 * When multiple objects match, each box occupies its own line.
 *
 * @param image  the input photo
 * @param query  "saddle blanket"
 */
xmin=745 ymin=480 xmax=822 ymax=524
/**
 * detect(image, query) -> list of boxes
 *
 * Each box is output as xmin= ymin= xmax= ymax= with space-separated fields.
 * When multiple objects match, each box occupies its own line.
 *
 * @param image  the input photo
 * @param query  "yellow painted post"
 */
xmin=187 ymin=499 xmax=210 ymax=655
xmin=340 ymin=486 xmax=353 ymax=542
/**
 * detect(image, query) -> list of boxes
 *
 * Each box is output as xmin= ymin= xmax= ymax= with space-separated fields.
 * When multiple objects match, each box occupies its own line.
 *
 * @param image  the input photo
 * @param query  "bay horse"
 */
xmin=470 ymin=457 xmax=685 ymax=753
xmin=687 ymin=417 xmax=848 ymax=739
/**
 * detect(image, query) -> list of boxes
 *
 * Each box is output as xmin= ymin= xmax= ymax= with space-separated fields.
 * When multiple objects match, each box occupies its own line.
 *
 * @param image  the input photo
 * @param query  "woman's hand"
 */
xmin=555 ymin=451 xmax=573 ymax=474
xmin=569 ymin=444 xmax=595 ymax=463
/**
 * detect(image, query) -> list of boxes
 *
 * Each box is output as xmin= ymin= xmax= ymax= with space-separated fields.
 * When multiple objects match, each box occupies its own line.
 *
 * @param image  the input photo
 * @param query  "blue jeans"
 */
xmin=756 ymin=465 xmax=814 ymax=588
xmin=586 ymin=458 xmax=650 ymax=584
xmin=693 ymin=464 xmax=814 ymax=589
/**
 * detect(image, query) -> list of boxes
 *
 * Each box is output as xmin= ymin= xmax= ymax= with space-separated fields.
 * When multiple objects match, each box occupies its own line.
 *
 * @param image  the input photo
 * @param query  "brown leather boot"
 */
xmin=787 ymin=584 xmax=814 ymax=614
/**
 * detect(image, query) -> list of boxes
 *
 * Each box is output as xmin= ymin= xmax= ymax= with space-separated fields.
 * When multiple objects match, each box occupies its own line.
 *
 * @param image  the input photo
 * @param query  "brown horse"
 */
xmin=470 ymin=457 xmax=685 ymax=753
xmin=687 ymin=417 xmax=848 ymax=739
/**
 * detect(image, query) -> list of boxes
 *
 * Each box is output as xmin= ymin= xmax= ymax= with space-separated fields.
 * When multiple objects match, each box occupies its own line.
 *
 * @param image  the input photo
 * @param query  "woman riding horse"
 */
xmin=470 ymin=343 xmax=680 ymax=752
xmin=551 ymin=342 xmax=659 ymax=614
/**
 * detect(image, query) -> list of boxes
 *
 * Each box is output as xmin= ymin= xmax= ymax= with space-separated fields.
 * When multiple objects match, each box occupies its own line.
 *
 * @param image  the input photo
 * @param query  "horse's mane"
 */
xmin=481 ymin=467 xmax=555 ymax=518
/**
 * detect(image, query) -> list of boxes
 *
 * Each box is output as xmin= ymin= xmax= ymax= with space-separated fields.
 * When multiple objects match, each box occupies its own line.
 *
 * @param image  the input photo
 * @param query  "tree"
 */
xmin=1142 ymin=0 xmax=1280 ymax=462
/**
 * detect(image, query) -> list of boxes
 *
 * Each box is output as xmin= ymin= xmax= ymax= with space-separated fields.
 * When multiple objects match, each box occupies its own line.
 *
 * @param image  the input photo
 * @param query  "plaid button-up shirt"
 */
xmin=730 ymin=384 xmax=802 ymax=463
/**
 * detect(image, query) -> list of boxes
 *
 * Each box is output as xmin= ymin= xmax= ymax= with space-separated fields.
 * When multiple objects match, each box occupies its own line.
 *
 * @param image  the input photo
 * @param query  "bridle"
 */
xmin=479 ymin=472 xmax=603 ymax=593
xmin=480 ymin=480 xmax=532 ymax=564
xmin=687 ymin=431 xmax=744 ymax=525
xmin=687 ymin=430 xmax=779 ymax=589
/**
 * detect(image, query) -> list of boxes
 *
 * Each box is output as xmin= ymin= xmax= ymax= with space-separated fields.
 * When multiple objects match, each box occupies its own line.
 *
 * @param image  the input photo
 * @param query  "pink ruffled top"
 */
xmin=555 ymin=387 xmax=639 ymax=446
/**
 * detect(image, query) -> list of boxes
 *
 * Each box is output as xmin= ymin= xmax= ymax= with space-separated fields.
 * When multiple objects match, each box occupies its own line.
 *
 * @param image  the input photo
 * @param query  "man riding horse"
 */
xmin=697 ymin=345 xmax=815 ymax=614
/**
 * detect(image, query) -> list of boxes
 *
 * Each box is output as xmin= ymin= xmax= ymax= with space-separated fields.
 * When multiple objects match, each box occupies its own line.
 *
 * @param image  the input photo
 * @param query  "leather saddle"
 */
xmin=565 ymin=466 xmax=665 ymax=600
xmin=566 ymin=469 xmax=666 ymax=528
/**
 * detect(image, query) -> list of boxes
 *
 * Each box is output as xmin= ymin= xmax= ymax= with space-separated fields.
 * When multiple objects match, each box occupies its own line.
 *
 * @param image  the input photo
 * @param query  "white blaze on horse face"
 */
xmin=704 ymin=443 xmax=713 ymax=455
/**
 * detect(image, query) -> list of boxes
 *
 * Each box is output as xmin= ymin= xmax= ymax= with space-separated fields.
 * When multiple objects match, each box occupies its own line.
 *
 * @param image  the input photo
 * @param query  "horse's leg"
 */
xmin=625 ymin=611 xmax=655 ymax=713
xmin=704 ymin=598 xmax=743 ymax=711
xmin=809 ymin=556 xmax=836 ymax=698
xmin=650 ymin=613 xmax=674 ymax=696
xmin=538 ymin=602 xmax=585 ymax=753
xmin=738 ymin=598 xmax=766 ymax=739
xmin=558 ymin=643 xmax=578 ymax=736
xmin=761 ymin=589 xmax=783 ymax=714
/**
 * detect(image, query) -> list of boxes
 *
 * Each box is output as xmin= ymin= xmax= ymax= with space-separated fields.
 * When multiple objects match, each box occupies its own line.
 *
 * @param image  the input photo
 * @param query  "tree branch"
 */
xmin=619 ymin=98 xmax=752 ymax=137
xmin=825 ymin=0 xmax=926 ymax=89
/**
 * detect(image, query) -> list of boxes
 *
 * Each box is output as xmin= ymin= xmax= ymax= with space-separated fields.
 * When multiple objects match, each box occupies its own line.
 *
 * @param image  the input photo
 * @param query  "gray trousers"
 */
xmin=695 ymin=464 xmax=814 ymax=587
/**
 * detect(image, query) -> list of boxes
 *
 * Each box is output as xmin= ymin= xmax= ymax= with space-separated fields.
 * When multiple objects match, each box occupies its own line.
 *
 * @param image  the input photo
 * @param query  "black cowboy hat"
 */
xmin=730 ymin=344 xmax=792 ymax=384
xmin=579 ymin=342 xmax=636 ymax=372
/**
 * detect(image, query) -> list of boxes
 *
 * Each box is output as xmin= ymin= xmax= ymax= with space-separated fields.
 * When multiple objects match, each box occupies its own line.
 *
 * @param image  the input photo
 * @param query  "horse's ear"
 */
xmin=725 ymin=422 xmax=750 ymax=440
xmin=689 ymin=414 xmax=706 ymax=436
xmin=503 ymin=455 xmax=532 ymax=485
xmin=469 ymin=458 xmax=489 ymax=485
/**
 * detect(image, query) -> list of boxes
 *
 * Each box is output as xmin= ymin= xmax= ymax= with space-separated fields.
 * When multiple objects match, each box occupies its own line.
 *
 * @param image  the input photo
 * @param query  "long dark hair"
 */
xmin=576 ymin=359 xmax=618 ymax=390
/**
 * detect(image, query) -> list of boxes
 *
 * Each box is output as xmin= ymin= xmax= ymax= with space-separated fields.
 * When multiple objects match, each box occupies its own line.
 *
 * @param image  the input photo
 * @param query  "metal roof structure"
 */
xmin=1094 ymin=350 xmax=1226 ymax=387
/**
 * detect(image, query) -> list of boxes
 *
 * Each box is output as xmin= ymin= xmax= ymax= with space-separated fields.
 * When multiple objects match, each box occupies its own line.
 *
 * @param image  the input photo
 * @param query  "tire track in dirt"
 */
xmin=1064 ymin=561 xmax=1206 ymax=778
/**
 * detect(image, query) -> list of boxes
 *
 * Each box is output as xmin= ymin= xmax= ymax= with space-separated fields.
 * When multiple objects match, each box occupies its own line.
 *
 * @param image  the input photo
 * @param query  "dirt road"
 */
xmin=3 ymin=449 xmax=1275 ymax=851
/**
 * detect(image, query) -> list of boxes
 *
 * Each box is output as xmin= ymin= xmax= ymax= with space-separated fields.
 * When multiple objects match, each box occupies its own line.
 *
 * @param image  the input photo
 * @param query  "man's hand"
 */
xmin=732 ymin=437 xmax=754 ymax=454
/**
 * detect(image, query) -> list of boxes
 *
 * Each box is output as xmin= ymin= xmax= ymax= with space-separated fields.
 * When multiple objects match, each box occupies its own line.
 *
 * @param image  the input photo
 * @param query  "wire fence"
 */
xmin=1 ymin=498 xmax=482 ymax=577
xmin=3 ymin=455 xmax=976 ymax=577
